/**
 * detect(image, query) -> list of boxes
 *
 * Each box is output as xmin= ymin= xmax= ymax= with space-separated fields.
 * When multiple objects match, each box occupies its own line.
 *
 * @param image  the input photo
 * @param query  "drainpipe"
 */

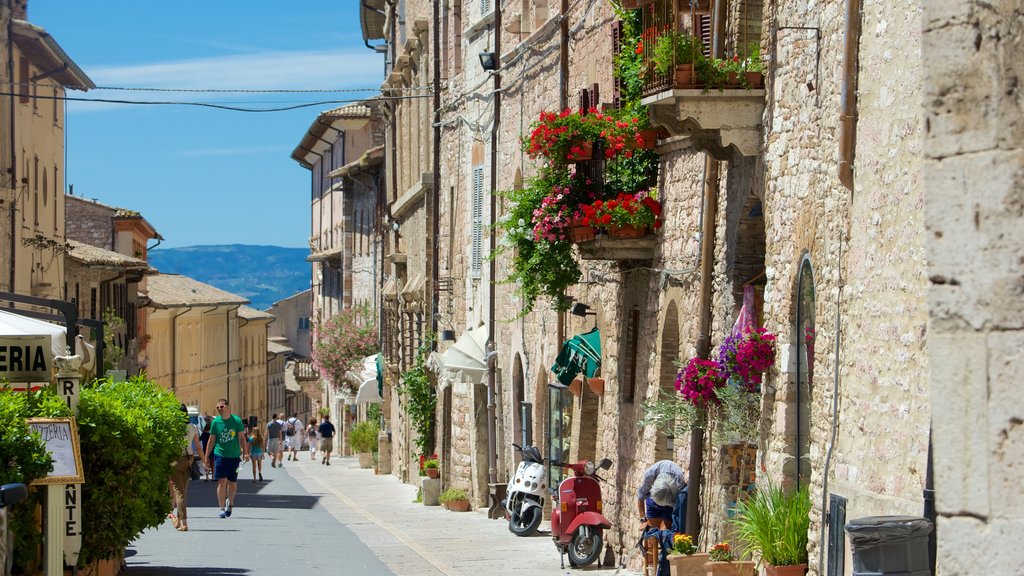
xmin=559 ymin=0 xmax=568 ymax=109
xmin=486 ymin=0 xmax=502 ymax=487
xmin=7 ymin=0 xmax=16 ymax=293
xmin=685 ymin=0 xmax=726 ymax=543
xmin=838 ymin=0 xmax=861 ymax=190
xmin=432 ymin=0 xmax=441 ymax=338
xmin=169 ymin=306 xmax=192 ymax=394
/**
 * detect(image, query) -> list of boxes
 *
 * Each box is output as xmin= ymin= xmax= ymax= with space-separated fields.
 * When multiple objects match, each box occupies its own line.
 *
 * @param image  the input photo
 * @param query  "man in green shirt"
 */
xmin=202 ymin=399 xmax=248 ymax=519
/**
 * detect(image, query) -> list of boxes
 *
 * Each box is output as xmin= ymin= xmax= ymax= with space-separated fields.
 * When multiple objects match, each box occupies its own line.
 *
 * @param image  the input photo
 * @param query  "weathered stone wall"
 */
xmin=924 ymin=1 xmax=1024 ymax=574
xmin=759 ymin=0 xmax=929 ymax=573
xmin=66 ymin=196 xmax=115 ymax=249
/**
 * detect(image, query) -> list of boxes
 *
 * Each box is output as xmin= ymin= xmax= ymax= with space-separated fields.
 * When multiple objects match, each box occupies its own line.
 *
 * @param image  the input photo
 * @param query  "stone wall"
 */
xmin=924 ymin=1 xmax=1024 ymax=574
xmin=66 ymin=196 xmax=114 ymax=249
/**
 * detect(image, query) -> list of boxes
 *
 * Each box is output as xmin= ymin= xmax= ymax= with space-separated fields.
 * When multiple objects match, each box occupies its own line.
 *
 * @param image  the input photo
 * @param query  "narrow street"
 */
xmin=127 ymin=456 xmax=642 ymax=576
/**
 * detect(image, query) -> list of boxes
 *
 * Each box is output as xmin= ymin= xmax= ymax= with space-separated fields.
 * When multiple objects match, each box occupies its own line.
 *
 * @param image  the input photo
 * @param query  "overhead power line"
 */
xmin=0 ymin=91 xmax=431 ymax=113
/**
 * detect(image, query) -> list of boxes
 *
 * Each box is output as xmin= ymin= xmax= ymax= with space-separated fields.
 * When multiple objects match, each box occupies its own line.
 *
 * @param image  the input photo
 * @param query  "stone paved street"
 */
xmin=126 ymin=455 xmax=643 ymax=576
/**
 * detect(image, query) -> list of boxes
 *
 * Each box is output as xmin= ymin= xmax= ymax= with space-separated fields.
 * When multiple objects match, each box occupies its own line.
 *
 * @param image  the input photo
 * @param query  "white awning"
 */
xmin=355 ymin=378 xmax=383 ymax=404
xmin=0 ymin=309 xmax=66 ymax=357
xmin=427 ymin=325 xmax=490 ymax=384
xmin=345 ymin=354 xmax=378 ymax=386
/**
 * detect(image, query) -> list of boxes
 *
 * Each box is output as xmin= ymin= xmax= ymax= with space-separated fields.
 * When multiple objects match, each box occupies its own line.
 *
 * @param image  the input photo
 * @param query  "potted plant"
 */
xmin=677 ymin=356 xmax=727 ymax=407
xmin=717 ymin=327 xmax=777 ymax=392
xmin=666 ymin=533 xmax=710 ymax=576
xmin=523 ymin=108 xmax=640 ymax=165
xmin=652 ymin=30 xmax=702 ymax=87
xmin=742 ymin=43 xmax=764 ymax=88
xmin=439 ymin=487 xmax=471 ymax=512
xmin=581 ymin=188 xmax=663 ymax=238
xmin=704 ymin=542 xmax=756 ymax=576
xmin=423 ymin=458 xmax=440 ymax=479
xmin=349 ymin=420 xmax=379 ymax=468
xmin=731 ymin=483 xmax=812 ymax=576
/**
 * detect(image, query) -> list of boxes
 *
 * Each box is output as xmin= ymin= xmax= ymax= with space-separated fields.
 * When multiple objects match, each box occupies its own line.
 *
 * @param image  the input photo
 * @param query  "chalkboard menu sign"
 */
xmin=27 ymin=418 xmax=85 ymax=485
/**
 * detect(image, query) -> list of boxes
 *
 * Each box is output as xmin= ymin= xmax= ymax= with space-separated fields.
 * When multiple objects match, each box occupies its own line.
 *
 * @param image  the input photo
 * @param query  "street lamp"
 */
xmin=478 ymin=51 xmax=497 ymax=71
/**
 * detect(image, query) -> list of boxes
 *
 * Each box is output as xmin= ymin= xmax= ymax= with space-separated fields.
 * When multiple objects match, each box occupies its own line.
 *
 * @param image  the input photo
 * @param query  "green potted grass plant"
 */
xmin=349 ymin=420 xmax=379 ymax=468
xmin=730 ymin=483 xmax=811 ymax=576
xmin=439 ymin=487 xmax=471 ymax=512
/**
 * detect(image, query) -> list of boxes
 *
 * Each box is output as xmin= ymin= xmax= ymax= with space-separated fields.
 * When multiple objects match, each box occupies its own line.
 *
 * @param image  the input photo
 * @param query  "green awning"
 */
xmin=550 ymin=327 xmax=602 ymax=385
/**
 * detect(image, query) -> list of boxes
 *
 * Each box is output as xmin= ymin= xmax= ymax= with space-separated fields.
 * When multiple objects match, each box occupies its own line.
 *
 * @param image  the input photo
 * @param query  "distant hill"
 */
xmin=148 ymin=245 xmax=309 ymax=311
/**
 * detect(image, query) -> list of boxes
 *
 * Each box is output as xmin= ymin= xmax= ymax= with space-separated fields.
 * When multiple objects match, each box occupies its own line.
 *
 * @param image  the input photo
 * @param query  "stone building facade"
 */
xmin=356 ymin=0 xmax=1017 ymax=573
xmin=0 ymin=2 xmax=92 ymax=304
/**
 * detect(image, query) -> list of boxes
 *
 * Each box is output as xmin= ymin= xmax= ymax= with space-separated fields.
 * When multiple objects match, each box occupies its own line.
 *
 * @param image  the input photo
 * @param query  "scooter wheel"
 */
xmin=567 ymin=528 xmax=603 ymax=567
xmin=508 ymin=505 xmax=542 ymax=536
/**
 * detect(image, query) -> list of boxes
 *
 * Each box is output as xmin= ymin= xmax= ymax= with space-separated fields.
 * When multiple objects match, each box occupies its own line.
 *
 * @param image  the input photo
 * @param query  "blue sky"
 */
xmin=30 ymin=2 xmax=385 ymax=248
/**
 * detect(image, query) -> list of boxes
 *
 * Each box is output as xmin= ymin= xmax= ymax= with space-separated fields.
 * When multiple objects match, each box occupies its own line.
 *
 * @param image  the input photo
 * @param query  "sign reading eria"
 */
xmin=0 ymin=334 xmax=52 ymax=382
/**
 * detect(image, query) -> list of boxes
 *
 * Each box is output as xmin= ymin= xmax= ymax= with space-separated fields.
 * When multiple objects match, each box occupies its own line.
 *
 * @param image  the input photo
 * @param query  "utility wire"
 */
xmin=0 ymin=91 xmax=431 ymax=113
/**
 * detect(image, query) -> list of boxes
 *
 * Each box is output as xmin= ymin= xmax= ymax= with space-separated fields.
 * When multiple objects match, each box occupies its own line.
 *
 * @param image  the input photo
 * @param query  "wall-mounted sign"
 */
xmin=0 ymin=334 xmax=52 ymax=382
xmin=27 ymin=418 xmax=85 ymax=485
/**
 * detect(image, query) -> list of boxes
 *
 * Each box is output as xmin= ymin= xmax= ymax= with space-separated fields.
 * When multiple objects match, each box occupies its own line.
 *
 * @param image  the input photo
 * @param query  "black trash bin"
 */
xmin=845 ymin=515 xmax=932 ymax=576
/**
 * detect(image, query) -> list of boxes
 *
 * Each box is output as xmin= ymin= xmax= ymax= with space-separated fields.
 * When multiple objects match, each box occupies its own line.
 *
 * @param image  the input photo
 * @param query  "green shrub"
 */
xmin=0 ymin=387 xmax=71 ymax=569
xmin=75 ymin=375 xmax=184 ymax=564
xmin=423 ymin=458 xmax=438 ymax=470
xmin=439 ymin=487 xmax=468 ymax=503
xmin=730 ymin=482 xmax=811 ymax=567
xmin=349 ymin=420 xmax=379 ymax=453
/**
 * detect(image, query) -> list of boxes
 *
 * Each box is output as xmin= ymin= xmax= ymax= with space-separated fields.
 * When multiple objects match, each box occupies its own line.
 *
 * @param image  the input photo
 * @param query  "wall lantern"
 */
xmin=478 ymin=51 xmax=497 ymax=71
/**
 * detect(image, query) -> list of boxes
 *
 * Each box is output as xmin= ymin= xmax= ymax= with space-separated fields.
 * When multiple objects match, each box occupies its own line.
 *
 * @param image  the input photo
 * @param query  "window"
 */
xmin=471 ymin=166 xmax=484 ymax=277
xmin=298 ymin=317 xmax=310 ymax=331
xmin=481 ymin=0 xmax=490 ymax=16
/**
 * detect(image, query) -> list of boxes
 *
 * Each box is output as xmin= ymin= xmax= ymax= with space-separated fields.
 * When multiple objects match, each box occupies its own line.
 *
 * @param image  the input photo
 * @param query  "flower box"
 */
xmin=567 ymin=140 xmax=593 ymax=162
xmin=576 ymin=235 xmax=657 ymax=261
xmin=608 ymin=224 xmax=648 ymax=238
xmin=704 ymin=560 xmax=757 ymax=576
xmin=444 ymin=499 xmax=471 ymax=512
xmin=668 ymin=553 xmax=711 ymax=576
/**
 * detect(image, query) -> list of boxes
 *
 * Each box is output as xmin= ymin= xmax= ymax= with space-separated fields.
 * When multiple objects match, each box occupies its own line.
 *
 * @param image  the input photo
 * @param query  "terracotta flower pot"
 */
xmin=667 ymin=553 xmax=711 ymax=576
xmin=426 ymin=468 xmax=439 ymax=479
xmin=570 ymin=224 xmax=596 ymax=243
xmin=567 ymin=140 xmax=593 ymax=162
xmin=586 ymin=377 xmax=605 ymax=396
xmin=704 ymin=560 xmax=757 ymax=576
xmin=629 ymin=128 xmax=659 ymax=150
xmin=620 ymin=0 xmax=642 ymax=8
xmin=765 ymin=564 xmax=808 ymax=576
xmin=674 ymin=63 xmax=695 ymax=87
xmin=568 ymin=378 xmax=583 ymax=396
xmin=744 ymin=71 xmax=764 ymax=88
xmin=726 ymin=72 xmax=741 ymax=86
xmin=608 ymin=224 xmax=647 ymax=238
xmin=445 ymin=499 xmax=471 ymax=512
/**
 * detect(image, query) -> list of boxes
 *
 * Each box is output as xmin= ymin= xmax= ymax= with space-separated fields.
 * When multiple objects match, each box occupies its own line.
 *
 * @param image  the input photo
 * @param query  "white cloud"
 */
xmin=69 ymin=49 xmax=384 ymax=113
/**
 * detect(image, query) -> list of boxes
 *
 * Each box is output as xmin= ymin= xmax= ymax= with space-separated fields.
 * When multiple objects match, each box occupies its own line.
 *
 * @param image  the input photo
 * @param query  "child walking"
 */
xmin=307 ymin=417 xmax=319 ymax=460
xmin=249 ymin=428 xmax=265 ymax=481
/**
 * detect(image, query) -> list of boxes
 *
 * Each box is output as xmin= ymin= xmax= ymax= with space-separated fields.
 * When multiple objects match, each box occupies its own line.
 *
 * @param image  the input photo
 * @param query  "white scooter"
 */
xmin=503 ymin=443 xmax=547 ymax=536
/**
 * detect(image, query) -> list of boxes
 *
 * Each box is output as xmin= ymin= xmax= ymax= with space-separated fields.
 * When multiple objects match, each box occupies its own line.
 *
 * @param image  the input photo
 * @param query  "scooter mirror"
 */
xmin=0 ymin=483 xmax=27 ymax=509
xmin=598 ymin=458 xmax=613 ymax=470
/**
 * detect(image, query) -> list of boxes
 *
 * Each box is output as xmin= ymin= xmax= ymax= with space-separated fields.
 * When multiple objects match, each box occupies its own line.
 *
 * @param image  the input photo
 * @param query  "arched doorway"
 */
xmin=794 ymin=256 xmax=815 ymax=490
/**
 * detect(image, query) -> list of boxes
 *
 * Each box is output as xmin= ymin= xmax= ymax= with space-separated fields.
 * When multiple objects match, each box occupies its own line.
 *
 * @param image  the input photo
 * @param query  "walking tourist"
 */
xmin=318 ymin=415 xmax=336 ymax=465
xmin=203 ymin=399 xmax=248 ymax=519
xmin=266 ymin=413 xmax=284 ymax=468
xmin=249 ymin=427 xmax=265 ymax=481
xmin=285 ymin=412 xmax=304 ymax=461
xmin=307 ymin=417 xmax=319 ymax=460
xmin=169 ymin=403 xmax=201 ymax=531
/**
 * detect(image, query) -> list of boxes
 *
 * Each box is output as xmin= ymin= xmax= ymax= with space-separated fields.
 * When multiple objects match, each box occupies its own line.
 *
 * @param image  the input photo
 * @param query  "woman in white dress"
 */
xmin=307 ymin=417 xmax=319 ymax=460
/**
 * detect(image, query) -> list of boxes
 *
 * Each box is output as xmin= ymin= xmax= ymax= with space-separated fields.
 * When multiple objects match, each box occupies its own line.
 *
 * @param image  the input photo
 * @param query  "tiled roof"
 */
xmin=321 ymin=103 xmax=372 ymax=119
xmin=267 ymin=340 xmax=293 ymax=355
xmin=238 ymin=305 xmax=274 ymax=321
xmin=146 ymin=274 xmax=249 ymax=308
xmin=67 ymin=240 xmax=149 ymax=268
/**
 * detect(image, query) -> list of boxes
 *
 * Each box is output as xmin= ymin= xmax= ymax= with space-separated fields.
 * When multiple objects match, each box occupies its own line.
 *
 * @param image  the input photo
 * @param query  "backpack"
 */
xmin=285 ymin=419 xmax=296 ymax=436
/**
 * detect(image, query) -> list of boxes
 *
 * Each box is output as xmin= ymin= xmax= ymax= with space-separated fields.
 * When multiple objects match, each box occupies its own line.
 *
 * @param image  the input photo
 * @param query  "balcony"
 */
xmin=634 ymin=0 xmax=766 ymax=159
xmin=643 ymin=87 xmax=765 ymax=159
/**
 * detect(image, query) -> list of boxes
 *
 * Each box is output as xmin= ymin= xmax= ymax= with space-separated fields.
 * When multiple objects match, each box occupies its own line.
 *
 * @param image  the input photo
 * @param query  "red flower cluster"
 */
xmin=733 ymin=328 xmax=776 ymax=387
xmin=524 ymin=108 xmax=641 ymax=164
xmin=418 ymin=453 xmax=438 ymax=473
xmin=576 ymin=190 xmax=662 ymax=230
xmin=676 ymin=357 xmax=726 ymax=407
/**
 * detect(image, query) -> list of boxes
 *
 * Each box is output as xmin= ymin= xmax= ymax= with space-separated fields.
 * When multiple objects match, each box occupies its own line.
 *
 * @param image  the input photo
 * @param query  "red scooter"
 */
xmin=550 ymin=457 xmax=613 ymax=568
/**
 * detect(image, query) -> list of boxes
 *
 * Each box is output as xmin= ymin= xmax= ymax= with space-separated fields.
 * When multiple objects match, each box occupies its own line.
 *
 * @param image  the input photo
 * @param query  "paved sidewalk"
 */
xmin=287 ymin=455 xmax=642 ymax=576
xmin=126 ymin=454 xmax=643 ymax=575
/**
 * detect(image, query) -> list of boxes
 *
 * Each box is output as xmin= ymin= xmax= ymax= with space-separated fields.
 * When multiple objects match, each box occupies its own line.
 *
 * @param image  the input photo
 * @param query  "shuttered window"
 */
xmin=481 ymin=0 xmax=490 ymax=16
xmin=621 ymin=307 xmax=640 ymax=403
xmin=471 ymin=166 xmax=484 ymax=278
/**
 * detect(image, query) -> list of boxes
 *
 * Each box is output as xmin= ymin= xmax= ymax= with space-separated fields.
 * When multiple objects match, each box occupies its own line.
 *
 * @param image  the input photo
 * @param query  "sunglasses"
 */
xmin=216 ymin=404 xmax=227 ymax=410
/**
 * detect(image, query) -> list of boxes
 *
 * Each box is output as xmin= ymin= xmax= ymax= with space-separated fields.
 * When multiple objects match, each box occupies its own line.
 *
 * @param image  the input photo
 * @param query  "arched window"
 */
xmin=794 ymin=256 xmax=815 ymax=490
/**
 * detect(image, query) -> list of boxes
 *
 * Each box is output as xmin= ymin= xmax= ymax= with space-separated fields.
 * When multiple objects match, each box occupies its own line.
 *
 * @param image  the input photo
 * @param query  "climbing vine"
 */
xmin=395 ymin=333 xmax=436 ymax=456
